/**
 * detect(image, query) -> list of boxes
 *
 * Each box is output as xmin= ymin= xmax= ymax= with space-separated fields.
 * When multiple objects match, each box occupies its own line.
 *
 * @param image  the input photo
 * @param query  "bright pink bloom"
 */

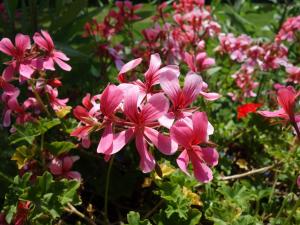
xmin=159 ymin=70 xmax=219 ymax=128
xmin=33 ymin=30 xmax=71 ymax=71
xmin=0 ymin=34 xmax=35 ymax=80
xmin=97 ymin=84 xmax=124 ymax=154
xmin=118 ymin=54 xmax=179 ymax=95
xmin=258 ymin=86 xmax=300 ymax=122
xmin=49 ymin=155 xmax=81 ymax=180
xmin=100 ymin=88 xmax=178 ymax=173
xmin=237 ymin=103 xmax=262 ymax=119
xmin=170 ymin=112 xmax=218 ymax=183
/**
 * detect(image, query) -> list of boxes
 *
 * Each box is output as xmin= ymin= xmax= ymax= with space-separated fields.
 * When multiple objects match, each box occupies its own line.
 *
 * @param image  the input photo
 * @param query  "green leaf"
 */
xmin=46 ymin=141 xmax=77 ymax=156
xmin=9 ymin=118 xmax=61 ymax=145
xmin=126 ymin=211 xmax=152 ymax=225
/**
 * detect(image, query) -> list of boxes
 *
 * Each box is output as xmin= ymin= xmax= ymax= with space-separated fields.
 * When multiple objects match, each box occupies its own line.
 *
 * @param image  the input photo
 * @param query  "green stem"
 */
xmin=0 ymin=171 xmax=14 ymax=184
xmin=268 ymin=171 xmax=278 ymax=204
xmin=275 ymin=195 xmax=288 ymax=221
xmin=30 ymin=82 xmax=51 ymax=117
xmin=283 ymin=198 xmax=300 ymax=225
xmin=104 ymin=155 xmax=114 ymax=224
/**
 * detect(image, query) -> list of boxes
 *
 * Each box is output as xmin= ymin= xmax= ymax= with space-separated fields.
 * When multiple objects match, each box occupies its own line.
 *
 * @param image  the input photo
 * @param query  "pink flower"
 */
xmin=49 ymin=155 xmax=81 ymax=180
xmin=99 ymin=88 xmax=178 ymax=173
xmin=118 ymin=54 xmax=179 ymax=95
xmin=71 ymin=92 xmax=101 ymax=148
xmin=286 ymin=66 xmax=300 ymax=83
xmin=170 ymin=112 xmax=218 ymax=183
xmin=159 ymin=70 xmax=219 ymax=128
xmin=0 ymin=33 xmax=35 ymax=80
xmin=96 ymin=84 xmax=124 ymax=154
xmin=45 ymin=85 xmax=69 ymax=111
xmin=258 ymin=86 xmax=300 ymax=122
xmin=33 ymin=30 xmax=71 ymax=71
xmin=184 ymin=52 xmax=215 ymax=72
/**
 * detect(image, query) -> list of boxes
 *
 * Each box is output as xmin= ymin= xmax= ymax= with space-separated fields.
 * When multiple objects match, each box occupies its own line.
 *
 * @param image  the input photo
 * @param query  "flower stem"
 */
xmin=220 ymin=164 xmax=274 ymax=180
xmin=104 ymin=155 xmax=114 ymax=224
xmin=30 ymin=82 xmax=51 ymax=117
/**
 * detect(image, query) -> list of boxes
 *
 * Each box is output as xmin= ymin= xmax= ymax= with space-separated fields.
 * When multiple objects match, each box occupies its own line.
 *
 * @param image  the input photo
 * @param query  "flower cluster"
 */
xmin=133 ymin=0 xmax=220 ymax=66
xmin=72 ymin=53 xmax=219 ymax=182
xmin=0 ymin=32 xmax=80 ymax=182
xmin=276 ymin=15 xmax=300 ymax=43
xmin=0 ymin=31 xmax=70 ymax=128
xmin=216 ymin=32 xmax=293 ymax=100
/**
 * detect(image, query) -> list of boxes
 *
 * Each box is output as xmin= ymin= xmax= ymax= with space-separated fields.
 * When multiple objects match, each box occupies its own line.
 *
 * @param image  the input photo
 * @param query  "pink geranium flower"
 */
xmin=0 ymin=33 xmax=35 ymax=81
xmin=184 ymin=52 xmax=215 ymax=73
xmin=258 ymin=86 xmax=300 ymax=122
xmin=118 ymin=54 xmax=179 ymax=95
xmin=170 ymin=112 xmax=218 ymax=183
xmin=33 ymin=30 xmax=71 ymax=71
xmin=159 ymin=70 xmax=219 ymax=128
xmin=99 ymin=87 xmax=178 ymax=173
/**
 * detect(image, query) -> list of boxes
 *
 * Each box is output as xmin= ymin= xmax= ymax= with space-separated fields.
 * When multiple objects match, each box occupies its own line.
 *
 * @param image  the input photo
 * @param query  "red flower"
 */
xmin=14 ymin=201 xmax=31 ymax=225
xmin=237 ymin=103 xmax=262 ymax=119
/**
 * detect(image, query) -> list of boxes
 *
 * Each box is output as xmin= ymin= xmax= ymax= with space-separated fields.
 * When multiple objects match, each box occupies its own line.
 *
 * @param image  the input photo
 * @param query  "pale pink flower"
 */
xmin=170 ymin=112 xmax=218 ymax=183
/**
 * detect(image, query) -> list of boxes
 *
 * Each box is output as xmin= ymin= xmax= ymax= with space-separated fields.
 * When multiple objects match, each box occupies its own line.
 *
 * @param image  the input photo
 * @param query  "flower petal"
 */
xmin=141 ymin=93 xmax=169 ymax=122
xmin=200 ymin=91 xmax=221 ymax=101
xmin=33 ymin=32 xmax=49 ymax=51
xmin=111 ymin=128 xmax=135 ymax=154
xmin=182 ymin=72 xmax=202 ymax=106
xmin=41 ymin=30 xmax=55 ymax=50
xmin=144 ymin=127 xmax=178 ymax=155
xmin=158 ymin=112 xmax=175 ymax=129
xmin=53 ymin=57 xmax=72 ymax=71
xmin=176 ymin=150 xmax=190 ymax=175
xmin=144 ymin=53 xmax=161 ymax=80
xmin=190 ymin=148 xmax=213 ymax=183
xmin=15 ymin=33 xmax=31 ymax=53
xmin=192 ymin=111 xmax=208 ymax=143
xmin=202 ymin=147 xmax=219 ymax=167
xmin=118 ymin=57 xmax=142 ymax=82
xmin=170 ymin=119 xmax=193 ymax=148
xmin=159 ymin=70 xmax=181 ymax=105
xmin=0 ymin=38 xmax=15 ymax=56
xmin=97 ymin=123 xmax=113 ymax=154
xmin=135 ymin=132 xmax=156 ymax=173
xmin=100 ymin=84 xmax=123 ymax=116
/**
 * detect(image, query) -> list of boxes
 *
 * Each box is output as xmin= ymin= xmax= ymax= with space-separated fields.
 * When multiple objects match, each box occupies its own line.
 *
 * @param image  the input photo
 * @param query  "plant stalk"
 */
xmin=104 ymin=155 xmax=115 ymax=224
